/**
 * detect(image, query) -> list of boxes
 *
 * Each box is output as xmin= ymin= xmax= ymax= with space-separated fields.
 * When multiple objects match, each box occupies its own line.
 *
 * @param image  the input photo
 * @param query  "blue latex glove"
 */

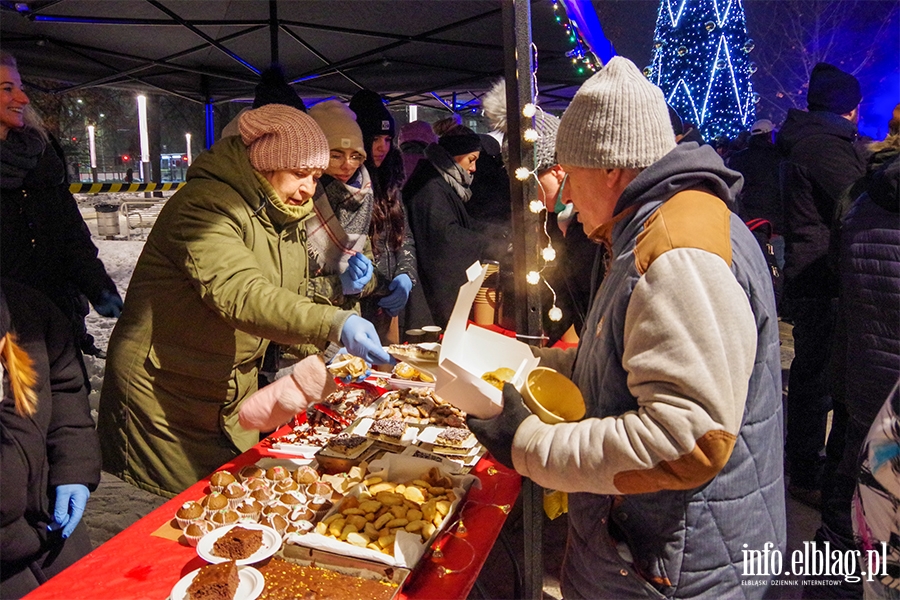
xmin=377 ymin=274 xmax=413 ymax=317
xmin=92 ymin=289 xmax=123 ymax=318
xmin=339 ymin=315 xmax=393 ymax=365
xmin=329 ymin=349 xmax=372 ymax=384
xmin=340 ymin=253 xmax=374 ymax=295
xmin=48 ymin=484 xmax=90 ymax=539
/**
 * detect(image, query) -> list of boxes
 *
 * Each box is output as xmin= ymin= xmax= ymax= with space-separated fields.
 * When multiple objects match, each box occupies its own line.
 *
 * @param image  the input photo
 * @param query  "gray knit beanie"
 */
xmin=557 ymin=56 xmax=675 ymax=169
xmin=534 ymin=111 xmax=560 ymax=172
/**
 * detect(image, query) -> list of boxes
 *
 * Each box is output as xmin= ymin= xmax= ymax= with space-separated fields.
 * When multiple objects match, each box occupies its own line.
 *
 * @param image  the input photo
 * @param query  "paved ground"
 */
xmin=81 ymin=321 xmax=820 ymax=599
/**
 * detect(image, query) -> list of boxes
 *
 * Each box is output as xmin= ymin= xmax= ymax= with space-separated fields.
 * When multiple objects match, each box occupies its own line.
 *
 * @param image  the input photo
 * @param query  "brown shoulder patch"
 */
xmin=612 ymin=430 xmax=737 ymax=495
xmin=634 ymin=190 xmax=732 ymax=275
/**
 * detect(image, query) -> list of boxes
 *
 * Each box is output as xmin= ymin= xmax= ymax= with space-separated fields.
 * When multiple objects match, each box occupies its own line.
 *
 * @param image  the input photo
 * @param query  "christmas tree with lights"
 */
xmin=647 ymin=0 xmax=757 ymax=140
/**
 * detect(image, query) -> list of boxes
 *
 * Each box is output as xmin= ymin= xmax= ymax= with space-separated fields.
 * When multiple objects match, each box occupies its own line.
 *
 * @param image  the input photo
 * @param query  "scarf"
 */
xmin=320 ymin=168 xmax=374 ymax=236
xmin=425 ymin=143 xmax=473 ymax=202
xmin=306 ymin=169 xmax=372 ymax=278
xmin=0 ymin=128 xmax=45 ymax=189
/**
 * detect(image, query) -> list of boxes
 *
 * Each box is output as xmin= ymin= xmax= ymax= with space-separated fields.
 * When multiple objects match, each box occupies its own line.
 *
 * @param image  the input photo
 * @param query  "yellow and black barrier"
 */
xmin=68 ymin=182 xmax=185 ymax=194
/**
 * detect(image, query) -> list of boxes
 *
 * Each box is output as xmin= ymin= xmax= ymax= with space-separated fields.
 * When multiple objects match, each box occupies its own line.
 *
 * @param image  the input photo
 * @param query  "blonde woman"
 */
xmin=0 ymin=279 xmax=101 ymax=598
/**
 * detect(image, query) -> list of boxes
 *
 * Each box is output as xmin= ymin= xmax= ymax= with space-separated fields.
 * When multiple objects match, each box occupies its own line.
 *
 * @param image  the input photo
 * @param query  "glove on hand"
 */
xmin=93 ymin=289 xmax=123 ymax=318
xmin=48 ymin=484 xmax=90 ymax=539
xmin=340 ymin=315 xmax=393 ymax=365
xmin=340 ymin=253 xmax=374 ymax=296
xmin=377 ymin=274 xmax=413 ymax=317
xmin=466 ymin=383 xmax=532 ymax=470
xmin=239 ymin=356 xmax=337 ymax=431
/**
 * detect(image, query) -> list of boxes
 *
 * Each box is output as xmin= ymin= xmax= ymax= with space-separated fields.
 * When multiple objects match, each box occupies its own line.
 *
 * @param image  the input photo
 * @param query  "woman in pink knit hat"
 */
xmin=98 ymin=104 xmax=390 ymax=498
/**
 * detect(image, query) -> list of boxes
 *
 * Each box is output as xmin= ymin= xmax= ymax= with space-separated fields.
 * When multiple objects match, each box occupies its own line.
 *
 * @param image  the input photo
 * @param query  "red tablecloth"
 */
xmin=23 ymin=429 xmax=520 ymax=600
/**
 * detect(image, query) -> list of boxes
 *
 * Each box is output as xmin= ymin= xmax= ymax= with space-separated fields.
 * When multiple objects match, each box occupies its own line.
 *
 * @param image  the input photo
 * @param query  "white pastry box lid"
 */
xmin=436 ymin=262 xmax=541 ymax=418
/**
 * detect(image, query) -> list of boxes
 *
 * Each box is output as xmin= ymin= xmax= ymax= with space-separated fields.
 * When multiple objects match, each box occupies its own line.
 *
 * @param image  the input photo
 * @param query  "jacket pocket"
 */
xmin=148 ymin=341 xmax=234 ymax=383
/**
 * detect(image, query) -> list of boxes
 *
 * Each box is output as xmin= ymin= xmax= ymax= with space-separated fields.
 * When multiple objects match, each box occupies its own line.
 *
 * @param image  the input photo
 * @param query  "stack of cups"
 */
xmin=473 ymin=261 xmax=500 ymax=325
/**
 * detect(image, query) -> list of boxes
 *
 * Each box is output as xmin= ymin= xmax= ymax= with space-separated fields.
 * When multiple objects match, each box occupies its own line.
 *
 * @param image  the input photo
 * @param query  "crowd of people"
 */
xmin=1 ymin=42 xmax=897 ymax=600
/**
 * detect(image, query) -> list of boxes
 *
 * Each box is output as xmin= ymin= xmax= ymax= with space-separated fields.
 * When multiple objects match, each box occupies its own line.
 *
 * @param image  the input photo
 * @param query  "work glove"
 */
xmin=466 ymin=383 xmax=532 ymax=470
xmin=339 ymin=315 xmax=393 ymax=366
xmin=340 ymin=253 xmax=374 ymax=296
xmin=377 ymin=274 xmax=413 ymax=317
xmin=239 ymin=355 xmax=337 ymax=431
xmin=327 ymin=350 xmax=372 ymax=384
xmin=92 ymin=289 xmax=123 ymax=318
xmin=48 ymin=484 xmax=90 ymax=539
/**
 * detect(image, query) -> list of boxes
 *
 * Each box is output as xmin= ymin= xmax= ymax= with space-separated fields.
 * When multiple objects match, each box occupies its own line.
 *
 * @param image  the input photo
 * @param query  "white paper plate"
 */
xmin=169 ymin=565 xmax=264 ymax=600
xmin=196 ymin=523 xmax=281 ymax=565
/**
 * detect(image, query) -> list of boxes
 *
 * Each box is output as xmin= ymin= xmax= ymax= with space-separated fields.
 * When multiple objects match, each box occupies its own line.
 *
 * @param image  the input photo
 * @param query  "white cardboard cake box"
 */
xmin=436 ymin=262 xmax=541 ymax=419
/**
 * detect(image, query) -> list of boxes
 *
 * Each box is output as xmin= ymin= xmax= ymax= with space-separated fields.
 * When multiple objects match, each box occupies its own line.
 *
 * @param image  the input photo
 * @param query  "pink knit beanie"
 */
xmin=239 ymin=104 xmax=329 ymax=172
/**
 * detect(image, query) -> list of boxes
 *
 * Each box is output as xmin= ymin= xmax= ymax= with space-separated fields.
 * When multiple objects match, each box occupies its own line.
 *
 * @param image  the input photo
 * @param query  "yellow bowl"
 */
xmin=522 ymin=367 xmax=586 ymax=424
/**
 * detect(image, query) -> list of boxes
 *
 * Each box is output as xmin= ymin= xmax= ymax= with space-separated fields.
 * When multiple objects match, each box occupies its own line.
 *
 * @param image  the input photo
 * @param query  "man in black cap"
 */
xmin=776 ymin=62 xmax=866 ymax=517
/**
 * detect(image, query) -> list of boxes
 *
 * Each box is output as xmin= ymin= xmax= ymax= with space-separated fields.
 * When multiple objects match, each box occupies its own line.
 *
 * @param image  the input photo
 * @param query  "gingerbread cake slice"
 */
xmin=432 ymin=427 xmax=474 ymax=455
xmin=211 ymin=525 xmax=263 ymax=560
xmin=325 ymin=432 xmax=370 ymax=457
xmin=369 ymin=418 xmax=407 ymax=444
xmin=187 ymin=560 xmax=239 ymax=600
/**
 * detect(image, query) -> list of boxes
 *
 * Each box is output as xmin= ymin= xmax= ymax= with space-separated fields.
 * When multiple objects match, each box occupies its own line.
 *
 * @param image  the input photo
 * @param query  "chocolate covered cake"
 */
xmin=325 ymin=432 xmax=369 ymax=457
xmin=187 ymin=560 xmax=239 ymax=600
xmin=211 ymin=525 xmax=264 ymax=560
xmin=369 ymin=418 xmax=407 ymax=444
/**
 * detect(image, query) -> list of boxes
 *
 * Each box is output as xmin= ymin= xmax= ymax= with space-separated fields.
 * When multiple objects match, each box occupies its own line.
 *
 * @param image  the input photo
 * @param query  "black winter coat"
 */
xmin=728 ymin=133 xmax=785 ymax=233
xmin=0 ymin=135 xmax=118 ymax=327
xmin=403 ymin=160 xmax=508 ymax=328
xmin=0 ymin=279 xmax=101 ymax=569
xmin=776 ymin=109 xmax=866 ymax=299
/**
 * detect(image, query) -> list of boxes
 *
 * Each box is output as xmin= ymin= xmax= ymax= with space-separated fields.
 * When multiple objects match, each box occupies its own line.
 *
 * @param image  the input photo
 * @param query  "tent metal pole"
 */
xmin=268 ymin=0 xmax=278 ymax=65
xmin=502 ymin=1 xmax=544 ymax=599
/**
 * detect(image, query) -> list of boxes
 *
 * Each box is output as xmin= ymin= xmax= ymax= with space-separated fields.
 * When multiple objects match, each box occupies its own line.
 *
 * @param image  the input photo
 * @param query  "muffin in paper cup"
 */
xmin=183 ymin=520 xmax=212 ymax=546
xmin=238 ymin=464 xmax=266 ymax=482
xmin=208 ymin=509 xmax=240 ymax=529
xmin=222 ymin=482 xmax=248 ymax=509
xmin=236 ymin=498 xmax=263 ymax=523
xmin=208 ymin=470 xmax=237 ymax=493
xmin=249 ymin=486 xmax=275 ymax=506
xmin=174 ymin=500 xmax=206 ymax=529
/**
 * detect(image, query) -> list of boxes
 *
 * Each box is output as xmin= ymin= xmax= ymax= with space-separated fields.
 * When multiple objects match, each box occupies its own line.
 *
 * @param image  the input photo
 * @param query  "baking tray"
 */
xmin=278 ymin=544 xmax=410 ymax=599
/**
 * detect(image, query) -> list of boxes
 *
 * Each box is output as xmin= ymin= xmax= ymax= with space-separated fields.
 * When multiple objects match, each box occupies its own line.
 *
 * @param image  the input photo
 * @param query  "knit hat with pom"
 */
xmin=556 ymin=57 xmax=675 ymax=169
xmin=307 ymin=100 xmax=366 ymax=158
xmin=481 ymin=78 xmax=560 ymax=172
xmin=239 ymin=104 xmax=329 ymax=172
xmin=252 ymin=65 xmax=307 ymax=112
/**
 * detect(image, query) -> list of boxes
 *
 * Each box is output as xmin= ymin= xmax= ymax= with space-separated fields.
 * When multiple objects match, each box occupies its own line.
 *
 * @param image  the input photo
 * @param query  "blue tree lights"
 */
xmin=648 ymin=0 xmax=756 ymax=140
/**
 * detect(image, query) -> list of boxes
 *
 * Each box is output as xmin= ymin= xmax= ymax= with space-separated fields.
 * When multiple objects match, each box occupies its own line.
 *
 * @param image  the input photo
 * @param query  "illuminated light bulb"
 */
xmin=529 ymin=200 xmax=545 ymax=214
xmin=526 ymin=271 xmax=540 ymax=285
xmin=542 ymin=246 xmax=557 ymax=262
xmin=522 ymin=103 xmax=537 ymax=118
xmin=523 ymin=128 xmax=539 ymax=142
xmin=514 ymin=167 xmax=531 ymax=181
xmin=548 ymin=306 xmax=563 ymax=322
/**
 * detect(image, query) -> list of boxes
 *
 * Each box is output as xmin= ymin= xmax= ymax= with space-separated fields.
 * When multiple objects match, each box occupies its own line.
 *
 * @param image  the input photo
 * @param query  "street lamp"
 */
xmin=137 ymin=94 xmax=150 ymax=182
xmin=185 ymin=133 xmax=192 ymax=166
xmin=87 ymin=124 xmax=98 ymax=183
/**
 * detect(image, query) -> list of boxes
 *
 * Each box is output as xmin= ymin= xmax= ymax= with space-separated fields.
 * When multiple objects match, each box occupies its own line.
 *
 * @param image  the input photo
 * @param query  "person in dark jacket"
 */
xmin=0 ymin=52 xmax=123 ymax=362
xmin=0 ymin=279 xmax=101 ymax=598
xmin=728 ymin=118 xmax=786 ymax=269
xmin=810 ymin=120 xmax=900 ymax=597
xmin=403 ymin=126 xmax=508 ymax=329
xmin=348 ymin=90 xmax=420 ymax=341
xmin=776 ymin=62 xmax=867 ymax=507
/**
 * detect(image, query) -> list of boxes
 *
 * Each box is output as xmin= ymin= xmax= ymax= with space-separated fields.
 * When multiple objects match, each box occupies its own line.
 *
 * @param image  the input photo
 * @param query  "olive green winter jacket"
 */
xmin=97 ymin=136 xmax=352 ymax=498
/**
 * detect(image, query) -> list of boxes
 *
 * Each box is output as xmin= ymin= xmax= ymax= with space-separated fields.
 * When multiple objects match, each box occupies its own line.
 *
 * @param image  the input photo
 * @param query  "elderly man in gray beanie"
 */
xmin=468 ymin=57 xmax=786 ymax=598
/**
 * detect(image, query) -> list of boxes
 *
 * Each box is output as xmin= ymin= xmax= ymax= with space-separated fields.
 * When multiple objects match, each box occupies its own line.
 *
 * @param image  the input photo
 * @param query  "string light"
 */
xmin=541 ymin=246 xmax=557 ymax=262
xmin=523 ymin=128 xmax=539 ymax=142
xmin=548 ymin=306 xmax=563 ymax=322
xmin=522 ymin=103 xmax=537 ymax=118
xmin=529 ymin=199 xmax=545 ymax=214
xmin=526 ymin=271 xmax=541 ymax=285
xmin=514 ymin=167 xmax=531 ymax=181
xmin=551 ymin=1 xmax=600 ymax=74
